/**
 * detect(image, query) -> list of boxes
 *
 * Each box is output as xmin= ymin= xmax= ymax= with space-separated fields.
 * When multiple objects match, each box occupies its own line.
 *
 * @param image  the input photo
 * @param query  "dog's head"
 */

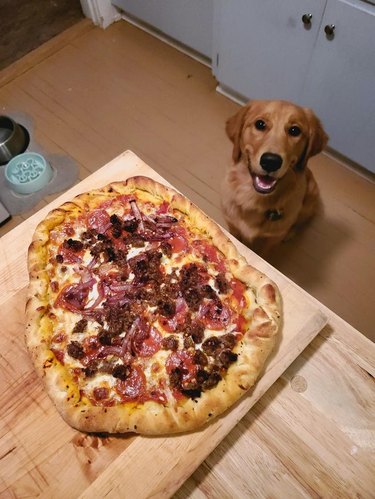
xmin=226 ymin=100 xmax=328 ymax=194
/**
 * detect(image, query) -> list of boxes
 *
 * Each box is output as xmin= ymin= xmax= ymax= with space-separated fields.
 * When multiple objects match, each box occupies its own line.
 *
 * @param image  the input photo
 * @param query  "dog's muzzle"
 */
xmin=246 ymin=152 xmax=279 ymax=194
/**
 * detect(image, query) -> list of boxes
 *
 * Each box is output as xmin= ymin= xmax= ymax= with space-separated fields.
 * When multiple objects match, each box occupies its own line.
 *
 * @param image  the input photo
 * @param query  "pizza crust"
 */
xmin=26 ymin=176 xmax=281 ymax=435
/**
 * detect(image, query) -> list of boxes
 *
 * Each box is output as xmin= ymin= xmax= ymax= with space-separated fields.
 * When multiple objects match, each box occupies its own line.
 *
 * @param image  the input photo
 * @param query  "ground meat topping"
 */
xmin=67 ymin=341 xmax=84 ymax=359
xmin=112 ymin=364 xmax=130 ymax=380
xmin=216 ymin=349 xmax=238 ymax=368
xmin=98 ymin=329 xmax=113 ymax=346
xmin=161 ymin=335 xmax=179 ymax=351
xmin=193 ymin=349 xmax=208 ymax=366
xmin=72 ymin=318 xmax=88 ymax=334
xmin=157 ymin=299 xmax=176 ymax=318
xmin=201 ymin=336 xmax=221 ymax=356
xmin=220 ymin=333 xmax=236 ymax=349
xmin=189 ymin=322 xmax=205 ymax=343
xmin=123 ymin=218 xmax=139 ymax=233
xmin=215 ymin=273 xmax=229 ymax=294
xmin=202 ymin=372 xmax=222 ymax=390
xmin=84 ymin=360 xmax=99 ymax=377
xmin=63 ymin=238 xmax=84 ymax=252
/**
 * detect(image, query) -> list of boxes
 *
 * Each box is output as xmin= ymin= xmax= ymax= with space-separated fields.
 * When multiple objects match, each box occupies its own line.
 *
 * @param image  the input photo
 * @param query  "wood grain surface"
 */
xmin=0 ymin=151 xmax=331 ymax=498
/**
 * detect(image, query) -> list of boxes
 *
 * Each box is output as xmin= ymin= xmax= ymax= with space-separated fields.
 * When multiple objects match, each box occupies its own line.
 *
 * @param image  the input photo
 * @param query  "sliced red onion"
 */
xmin=84 ymin=282 xmax=105 ymax=310
xmin=121 ymin=317 xmax=141 ymax=356
xmin=130 ymin=200 xmax=145 ymax=232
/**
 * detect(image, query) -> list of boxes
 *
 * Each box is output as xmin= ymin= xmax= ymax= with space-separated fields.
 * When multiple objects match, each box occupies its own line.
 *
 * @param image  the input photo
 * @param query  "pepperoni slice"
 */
xmin=168 ymin=234 xmax=188 ymax=253
xmin=231 ymin=278 xmax=247 ymax=308
xmin=93 ymin=387 xmax=109 ymax=401
xmin=159 ymin=298 xmax=188 ymax=332
xmin=116 ymin=366 xmax=146 ymax=401
xmin=50 ymin=348 xmax=65 ymax=365
xmin=166 ymin=350 xmax=197 ymax=382
xmin=56 ymin=243 xmax=83 ymax=264
xmin=87 ymin=209 xmax=111 ymax=234
xmin=193 ymin=240 xmax=227 ymax=273
xmin=135 ymin=327 xmax=162 ymax=358
xmin=199 ymin=300 xmax=232 ymax=330
xmin=157 ymin=201 xmax=170 ymax=214
xmin=235 ymin=314 xmax=247 ymax=333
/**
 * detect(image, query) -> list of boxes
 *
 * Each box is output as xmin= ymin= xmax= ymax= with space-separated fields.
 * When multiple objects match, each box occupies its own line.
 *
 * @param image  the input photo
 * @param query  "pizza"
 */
xmin=26 ymin=176 xmax=281 ymax=435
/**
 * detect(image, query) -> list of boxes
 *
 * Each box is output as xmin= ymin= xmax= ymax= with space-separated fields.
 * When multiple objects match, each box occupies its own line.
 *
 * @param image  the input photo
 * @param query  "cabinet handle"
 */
xmin=302 ymin=13 xmax=312 ymax=25
xmin=324 ymin=24 xmax=335 ymax=37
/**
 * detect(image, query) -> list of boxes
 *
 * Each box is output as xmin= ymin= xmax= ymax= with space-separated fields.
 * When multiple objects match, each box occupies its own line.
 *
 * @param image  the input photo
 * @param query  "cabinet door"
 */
xmin=213 ymin=0 xmax=327 ymax=102
xmin=301 ymin=0 xmax=375 ymax=173
xmin=111 ymin=0 xmax=213 ymax=58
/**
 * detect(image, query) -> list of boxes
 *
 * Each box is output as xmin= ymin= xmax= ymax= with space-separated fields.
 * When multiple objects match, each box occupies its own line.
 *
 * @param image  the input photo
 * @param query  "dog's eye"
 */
xmin=288 ymin=126 xmax=301 ymax=137
xmin=255 ymin=120 xmax=266 ymax=131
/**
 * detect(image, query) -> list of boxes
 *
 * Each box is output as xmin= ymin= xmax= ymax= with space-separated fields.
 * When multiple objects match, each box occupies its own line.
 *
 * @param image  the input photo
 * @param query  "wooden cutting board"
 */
xmin=0 ymin=151 xmax=327 ymax=498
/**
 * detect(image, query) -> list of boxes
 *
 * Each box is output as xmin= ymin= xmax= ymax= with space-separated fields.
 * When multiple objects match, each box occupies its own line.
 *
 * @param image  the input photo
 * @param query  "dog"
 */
xmin=221 ymin=100 xmax=328 ymax=256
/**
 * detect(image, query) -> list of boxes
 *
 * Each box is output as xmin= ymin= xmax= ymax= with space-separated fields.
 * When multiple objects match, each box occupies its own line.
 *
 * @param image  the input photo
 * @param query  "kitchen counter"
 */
xmin=0 ymin=151 xmax=373 ymax=498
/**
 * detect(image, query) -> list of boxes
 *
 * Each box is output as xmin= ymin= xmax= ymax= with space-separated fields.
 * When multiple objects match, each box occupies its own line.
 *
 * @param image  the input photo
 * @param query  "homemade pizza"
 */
xmin=26 ymin=176 xmax=281 ymax=434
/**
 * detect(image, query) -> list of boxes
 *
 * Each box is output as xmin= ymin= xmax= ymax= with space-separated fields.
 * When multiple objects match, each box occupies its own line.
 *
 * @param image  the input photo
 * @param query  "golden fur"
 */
xmin=222 ymin=100 xmax=328 ymax=256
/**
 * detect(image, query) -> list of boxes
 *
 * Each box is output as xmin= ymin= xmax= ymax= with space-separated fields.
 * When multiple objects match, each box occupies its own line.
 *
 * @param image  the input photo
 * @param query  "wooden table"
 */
xmin=0 ymin=152 xmax=373 ymax=498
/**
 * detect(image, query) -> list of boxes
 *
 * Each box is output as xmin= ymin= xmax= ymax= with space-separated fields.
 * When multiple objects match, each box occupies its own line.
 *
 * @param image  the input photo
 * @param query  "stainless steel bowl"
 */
xmin=0 ymin=115 xmax=29 ymax=165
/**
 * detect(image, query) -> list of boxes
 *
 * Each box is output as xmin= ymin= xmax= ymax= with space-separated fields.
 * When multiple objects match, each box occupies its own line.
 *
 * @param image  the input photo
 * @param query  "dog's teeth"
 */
xmin=253 ymin=175 xmax=277 ymax=193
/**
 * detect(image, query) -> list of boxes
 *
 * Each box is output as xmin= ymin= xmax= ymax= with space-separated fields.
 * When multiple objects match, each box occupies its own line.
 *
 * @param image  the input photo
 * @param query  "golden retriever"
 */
xmin=222 ymin=100 xmax=328 ymax=256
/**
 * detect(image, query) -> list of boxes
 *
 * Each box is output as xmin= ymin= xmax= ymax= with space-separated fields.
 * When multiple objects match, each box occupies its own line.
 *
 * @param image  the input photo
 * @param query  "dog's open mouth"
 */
xmin=252 ymin=174 xmax=278 ymax=194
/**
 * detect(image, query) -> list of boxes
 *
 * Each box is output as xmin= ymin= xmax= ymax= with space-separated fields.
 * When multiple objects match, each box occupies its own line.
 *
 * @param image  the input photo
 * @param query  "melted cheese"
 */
xmin=46 ymin=192 xmax=253 ymax=405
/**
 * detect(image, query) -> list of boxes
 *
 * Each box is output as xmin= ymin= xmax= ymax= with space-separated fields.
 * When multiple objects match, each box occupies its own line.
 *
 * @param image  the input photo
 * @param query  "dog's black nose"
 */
xmin=260 ymin=153 xmax=283 ymax=172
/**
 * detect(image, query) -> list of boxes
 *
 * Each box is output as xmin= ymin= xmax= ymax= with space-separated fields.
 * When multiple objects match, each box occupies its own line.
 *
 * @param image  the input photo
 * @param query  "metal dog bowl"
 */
xmin=5 ymin=152 xmax=53 ymax=194
xmin=0 ymin=115 xmax=30 ymax=165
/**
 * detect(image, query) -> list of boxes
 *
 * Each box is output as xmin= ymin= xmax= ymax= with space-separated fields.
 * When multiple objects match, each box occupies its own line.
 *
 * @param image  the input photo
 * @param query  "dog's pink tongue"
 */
xmin=254 ymin=175 xmax=277 ymax=192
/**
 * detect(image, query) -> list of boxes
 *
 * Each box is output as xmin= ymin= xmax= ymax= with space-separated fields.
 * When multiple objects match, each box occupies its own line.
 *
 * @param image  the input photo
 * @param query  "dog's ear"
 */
xmin=301 ymin=107 xmax=329 ymax=167
xmin=226 ymin=104 xmax=250 ymax=163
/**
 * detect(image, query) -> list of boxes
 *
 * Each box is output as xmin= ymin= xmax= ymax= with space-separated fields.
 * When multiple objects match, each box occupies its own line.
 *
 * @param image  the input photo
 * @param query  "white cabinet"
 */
xmin=111 ymin=0 xmax=213 ymax=58
xmin=213 ymin=0 xmax=375 ymax=173
xmin=301 ymin=0 xmax=375 ymax=172
xmin=213 ymin=0 xmax=327 ymax=103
